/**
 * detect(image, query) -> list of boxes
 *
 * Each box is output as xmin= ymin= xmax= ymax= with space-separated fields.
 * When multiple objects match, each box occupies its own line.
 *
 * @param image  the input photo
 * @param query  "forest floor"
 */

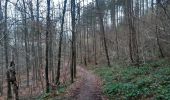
xmin=0 ymin=68 xmax=45 ymax=100
xmin=1 ymin=59 xmax=170 ymax=100
xmin=1 ymin=58 xmax=170 ymax=100
xmin=93 ymin=58 xmax=170 ymax=100
xmin=38 ymin=65 xmax=108 ymax=100
xmin=64 ymin=66 xmax=108 ymax=100
xmin=0 ymin=63 xmax=68 ymax=100
xmin=0 ymin=62 xmax=107 ymax=100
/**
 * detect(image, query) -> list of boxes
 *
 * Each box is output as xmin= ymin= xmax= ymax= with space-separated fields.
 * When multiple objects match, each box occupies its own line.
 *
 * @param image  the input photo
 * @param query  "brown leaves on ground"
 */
xmin=0 ymin=63 xmax=108 ymax=100
xmin=65 ymin=65 xmax=108 ymax=100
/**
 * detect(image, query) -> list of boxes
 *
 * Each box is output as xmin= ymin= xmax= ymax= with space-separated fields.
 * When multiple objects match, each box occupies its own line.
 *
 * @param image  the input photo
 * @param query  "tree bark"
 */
xmin=56 ymin=0 xmax=67 ymax=84
xmin=156 ymin=0 xmax=164 ymax=58
xmin=95 ymin=0 xmax=111 ymax=67
xmin=22 ymin=0 xmax=30 ymax=86
xmin=127 ymin=0 xmax=139 ymax=65
xmin=71 ymin=0 xmax=76 ymax=83
xmin=4 ymin=0 xmax=12 ymax=99
xmin=45 ymin=0 xmax=50 ymax=93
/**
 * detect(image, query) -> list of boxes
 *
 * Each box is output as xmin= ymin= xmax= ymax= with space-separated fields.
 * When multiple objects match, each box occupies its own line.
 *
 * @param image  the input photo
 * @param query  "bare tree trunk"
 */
xmin=49 ymin=15 xmax=53 ymax=83
xmin=146 ymin=0 xmax=149 ymax=13
xmin=4 ymin=0 xmax=12 ymax=99
xmin=28 ymin=0 xmax=37 ymax=84
xmin=56 ymin=0 xmax=67 ymax=84
xmin=0 ymin=47 xmax=3 ymax=96
xmin=22 ymin=0 xmax=30 ymax=86
xmin=14 ymin=9 xmax=20 ymax=89
xmin=45 ymin=0 xmax=50 ymax=93
xmin=151 ymin=0 xmax=154 ymax=11
xmin=115 ymin=4 xmax=119 ymax=59
xmin=127 ymin=0 xmax=139 ymax=65
xmin=0 ymin=0 xmax=3 ymax=96
xmin=95 ymin=0 xmax=111 ymax=67
xmin=77 ymin=1 xmax=83 ymax=64
xmin=87 ymin=28 xmax=90 ymax=63
xmin=142 ymin=0 xmax=145 ymax=15
xmin=93 ymin=21 xmax=97 ymax=65
xmin=71 ymin=0 xmax=76 ymax=83
xmin=36 ymin=0 xmax=42 ymax=70
xmin=156 ymin=0 xmax=164 ymax=58
xmin=83 ymin=27 xmax=87 ymax=66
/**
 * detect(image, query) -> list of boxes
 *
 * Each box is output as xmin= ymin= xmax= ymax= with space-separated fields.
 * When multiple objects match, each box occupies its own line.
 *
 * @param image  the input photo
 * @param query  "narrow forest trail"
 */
xmin=65 ymin=66 xmax=107 ymax=100
xmin=0 ymin=63 xmax=107 ymax=100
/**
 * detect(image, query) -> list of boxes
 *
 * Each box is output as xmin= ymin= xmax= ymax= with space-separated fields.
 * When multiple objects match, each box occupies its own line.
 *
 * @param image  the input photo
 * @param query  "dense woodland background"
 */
xmin=0 ymin=0 xmax=170 ymax=99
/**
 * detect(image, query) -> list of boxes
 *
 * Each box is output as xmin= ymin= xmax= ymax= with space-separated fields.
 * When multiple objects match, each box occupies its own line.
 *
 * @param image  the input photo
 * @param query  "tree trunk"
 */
xmin=95 ymin=0 xmax=111 ymax=67
xmin=156 ymin=0 xmax=164 ymax=58
xmin=56 ymin=0 xmax=67 ymax=84
xmin=127 ymin=0 xmax=139 ymax=65
xmin=4 ymin=0 xmax=12 ymax=99
xmin=45 ymin=0 xmax=50 ymax=93
xmin=71 ymin=0 xmax=76 ymax=83
xmin=22 ymin=0 xmax=30 ymax=86
xmin=116 ymin=3 xmax=119 ymax=59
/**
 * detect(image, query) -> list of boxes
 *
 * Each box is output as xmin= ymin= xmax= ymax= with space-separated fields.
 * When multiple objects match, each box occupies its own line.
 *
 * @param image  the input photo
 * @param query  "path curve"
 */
xmin=67 ymin=66 xmax=107 ymax=100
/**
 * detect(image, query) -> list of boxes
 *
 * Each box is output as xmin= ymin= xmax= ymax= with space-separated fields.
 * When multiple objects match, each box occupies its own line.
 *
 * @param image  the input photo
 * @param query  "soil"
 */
xmin=65 ymin=66 xmax=107 ymax=100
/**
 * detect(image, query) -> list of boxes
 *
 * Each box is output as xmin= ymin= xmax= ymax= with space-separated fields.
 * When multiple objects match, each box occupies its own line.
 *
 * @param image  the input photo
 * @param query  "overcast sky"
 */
xmin=5 ymin=0 xmax=92 ymax=19
xmin=2 ymin=0 xmax=93 ymax=41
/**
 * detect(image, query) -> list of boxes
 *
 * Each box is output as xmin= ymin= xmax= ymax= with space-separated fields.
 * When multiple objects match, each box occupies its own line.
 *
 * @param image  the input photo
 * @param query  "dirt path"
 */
xmin=66 ymin=66 xmax=107 ymax=100
xmin=0 ymin=63 xmax=106 ymax=100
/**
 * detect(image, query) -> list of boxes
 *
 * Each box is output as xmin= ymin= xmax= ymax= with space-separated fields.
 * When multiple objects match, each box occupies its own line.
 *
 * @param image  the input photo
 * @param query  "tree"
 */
xmin=45 ymin=0 xmax=50 ymax=93
xmin=28 ymin=0 xmax=37 ymax=83
xmin=22 ymin=0 xmax=30 ymax=86
xmin=71 ymin=0 xmax=76 ymax=83
xmin=0 ymin=0 xmax=2 ymax=20
xmin=95 ymin=0 xmax=111 ymax=67
xmin=56 ymin=0 xmax=67 ymax=84
xmin=36 ymin=0 xmax=42 ymax=71
xmin=125 ymin=0 xmax=139 ymax=65
xmin=4 ymin=0 xmax=12 ymax=99
xmin=114 ymin=0 xmax=120 ymax=59
xmin=0 ymin=0 xmax=3 ymax=95
xmin=156 ymin=0 xmax=164 ymax=58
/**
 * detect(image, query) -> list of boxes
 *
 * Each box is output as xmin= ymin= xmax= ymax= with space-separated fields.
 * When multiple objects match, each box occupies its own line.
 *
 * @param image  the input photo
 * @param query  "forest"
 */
xmin=0 ymin=0 xmax=170 ymax=100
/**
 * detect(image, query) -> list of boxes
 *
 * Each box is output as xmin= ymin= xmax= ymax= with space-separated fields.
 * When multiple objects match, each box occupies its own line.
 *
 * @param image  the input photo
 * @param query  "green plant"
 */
xmin=93 ymin=59 xmax=170 ymax=100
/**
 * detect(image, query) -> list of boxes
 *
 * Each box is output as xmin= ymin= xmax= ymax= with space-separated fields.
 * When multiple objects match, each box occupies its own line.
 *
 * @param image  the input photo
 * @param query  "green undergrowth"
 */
xmin=36 ymin=84 xmax=68 ymax=100
xmin=93 ymin=58 xmax=170 ymax=100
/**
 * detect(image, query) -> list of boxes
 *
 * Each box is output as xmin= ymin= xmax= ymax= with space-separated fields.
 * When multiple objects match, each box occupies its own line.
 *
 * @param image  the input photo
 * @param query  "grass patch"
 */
xmin=93 ymin=58 xmax=170 ymax=100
